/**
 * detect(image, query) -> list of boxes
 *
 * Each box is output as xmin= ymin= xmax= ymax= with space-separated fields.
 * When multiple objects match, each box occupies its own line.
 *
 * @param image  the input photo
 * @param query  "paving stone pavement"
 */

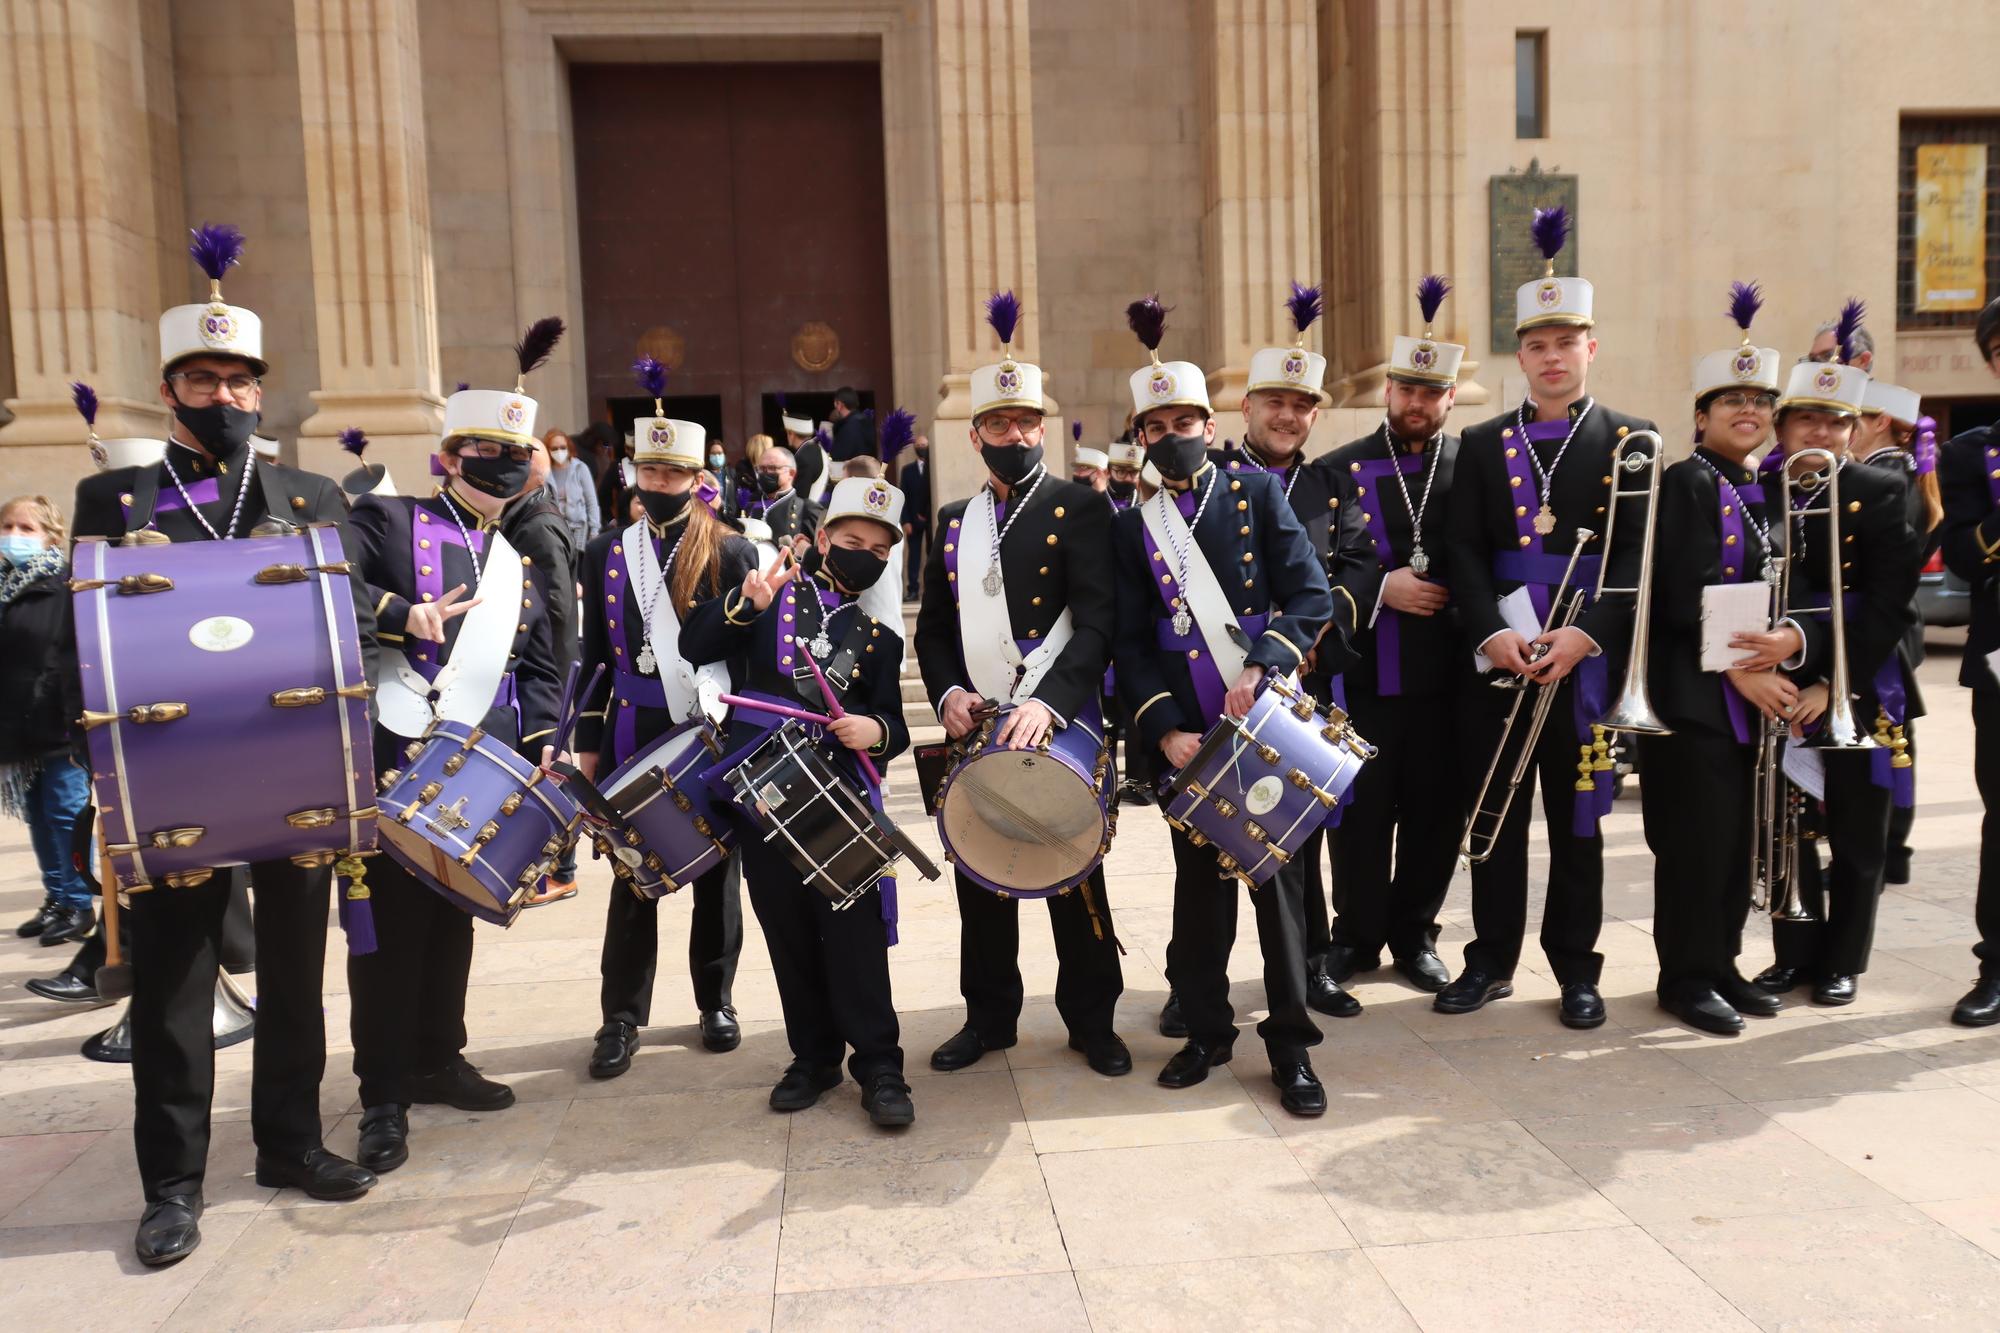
xmin=2 ymin=635 xmax=1998 ymax=1330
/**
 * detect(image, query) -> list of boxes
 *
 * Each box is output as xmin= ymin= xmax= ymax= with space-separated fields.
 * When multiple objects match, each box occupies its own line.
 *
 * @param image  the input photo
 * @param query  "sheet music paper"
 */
xmin=1699 ymin=582 xmax=1773 ymax=672
xmin=1472 ymin=586 xmax=1545 ymax=673
xmin=1781 ymin=742 xmax=1825 ymax=801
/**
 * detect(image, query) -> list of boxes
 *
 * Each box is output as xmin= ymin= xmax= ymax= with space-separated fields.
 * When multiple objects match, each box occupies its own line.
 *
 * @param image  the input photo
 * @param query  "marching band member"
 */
xmin=1639 ymin=283 xmax=1806 ymax=1034
xmin=1320 ymin=275 xmax=1467 ymax=997
xmin=70 ymin=224 xmax=380 ymax=1264
xmin=746 ymin=443 xmax=820 ymax=556
xmin=916 ymin=293 xmax=1128 ymax=1078
xmin=343 ymin=321 xmax=568 ymax=1172
xmin=1440 ymin=209 xmax=1658 ymax=1029
xmin=1104 ymin=436 xmax=1152 ymax=809
xmin=682 ymin=477 xmax=915 ymax=1126
xmin=1110 ymin=295 xmax=1335 ymax=1116
xmin=576 ymin=359 xmax=753 ymax=1079
xmin=1107 ymin=437 xmax=1145 ymax=514
xmin=1072 ymin=422 xmax=1112 ymax=492
xmin=1752 ymin=306 xmax=1921 ymax=1006
xmin=1938 ymin=296 xmax=2000 ymax=1026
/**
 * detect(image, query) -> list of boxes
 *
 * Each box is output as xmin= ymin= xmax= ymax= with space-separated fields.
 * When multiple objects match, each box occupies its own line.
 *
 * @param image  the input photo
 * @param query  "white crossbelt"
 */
xmin=1141 ymin=488 xmax=1249 ymax=683
xmin=375 ymin=527 xmax=523 ymax=738
xmin=956 ymin=489 xmax=1073 ymax=702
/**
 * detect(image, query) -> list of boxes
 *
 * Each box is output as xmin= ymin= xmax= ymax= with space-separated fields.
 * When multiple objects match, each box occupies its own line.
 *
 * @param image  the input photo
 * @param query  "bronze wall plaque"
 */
xmin=637 ymin=325 xmax=685 ymax=371
xmin=1489 ymin=161 xmax=1580 ymax=351
xmin=791 ymin=321 xmax=841 ymax=373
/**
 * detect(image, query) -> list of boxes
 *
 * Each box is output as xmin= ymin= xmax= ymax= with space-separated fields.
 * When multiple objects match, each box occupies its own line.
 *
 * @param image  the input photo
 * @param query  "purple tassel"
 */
xmin=1530 ymin=206 xmax=1570 ymax=261
xmin=1727 ymin=280 xmax=1763 ymax=332
xmin=1835 ymin=298 xmax=1866 ymax=366
xmin=338 ymin=426 xmax=367 ymax=457
xmin=632 ymin=356 xmax=668 ymax=400
xmin=188 ymin=222 xmax=246 ymax=281
xmin=514 ymin=317 xmax=565 ymax=378
xmin=337 ymin=864 xmax=378 ymax=956
xmin=1125 ymin=294 xmax=1169 ymax=352
xmin=1915 ymin=416 xmax=1938 ymax=475
xmin=880 ymin=406 xmax=915 ymax=461
xmin=1286 ymin=281 xmax=1323 ymax=334
xmin=986 ymin=289 xmax=1021 ymax=346
xmin=70 ymin=382 xmax=98 ymax=427
xmin=1416 ymin=274 xmax=1452 ymax=325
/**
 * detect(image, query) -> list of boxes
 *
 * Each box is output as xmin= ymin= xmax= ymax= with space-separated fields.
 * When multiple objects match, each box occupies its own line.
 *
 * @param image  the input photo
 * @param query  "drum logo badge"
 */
xmin=1245 ymin=774 xmax=1284 ymax=817
xmin=188 ymin=615 xmax=254 ymax=653
xmin=198 ymin=303 xmax=238 ymax=350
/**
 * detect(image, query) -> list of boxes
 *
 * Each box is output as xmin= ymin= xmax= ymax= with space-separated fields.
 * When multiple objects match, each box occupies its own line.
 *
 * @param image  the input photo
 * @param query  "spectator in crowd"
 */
xmin=541 ymin=428 xmax=600 ymax=570
xmin=899 ymin=430 xmax=929 ymax=598
xmin=842 ymin=456 xmax=884 ymax=479
xmin=1807 ymin=317 xmax=1875 ymax=372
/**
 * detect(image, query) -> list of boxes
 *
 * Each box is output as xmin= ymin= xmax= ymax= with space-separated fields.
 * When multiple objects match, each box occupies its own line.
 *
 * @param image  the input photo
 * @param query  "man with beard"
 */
xmin=1319 ymin=276 xmax=1465 ymax=997
xmin=1110 ymin=294 xmax=1334 ymax=1116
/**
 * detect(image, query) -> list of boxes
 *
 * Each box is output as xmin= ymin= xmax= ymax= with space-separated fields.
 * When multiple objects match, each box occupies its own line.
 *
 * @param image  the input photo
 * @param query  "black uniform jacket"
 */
xmin=1940 ymin=425 xmax=2000 ymax=692
xmin=501 ymin=490 xmax=577 ymax=671
xmin=1854 ymin=444 xmax=1937 ymax=671
xmin=748 ymin=489 xmax=820 ymax=547
xmin=915 ymin=471 xmax=1116 ymax=725
xmin=1111 ymin=462 xmax=1334 ymax=751
xmin=1785 ymin=456 xmax=1922 ymax=722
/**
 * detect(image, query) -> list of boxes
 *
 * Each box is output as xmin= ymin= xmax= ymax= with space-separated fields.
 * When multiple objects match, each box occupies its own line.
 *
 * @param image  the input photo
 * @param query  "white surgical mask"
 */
xmin=551 ymin=448 xmax=568 ymax=464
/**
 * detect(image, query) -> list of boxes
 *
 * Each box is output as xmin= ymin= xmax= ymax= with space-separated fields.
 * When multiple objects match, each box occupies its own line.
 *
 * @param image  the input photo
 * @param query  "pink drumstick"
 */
xmin=719 ymin=693 xmax=833 ymax=728
xmin=798 ymin=650 xmax=883 ymax=786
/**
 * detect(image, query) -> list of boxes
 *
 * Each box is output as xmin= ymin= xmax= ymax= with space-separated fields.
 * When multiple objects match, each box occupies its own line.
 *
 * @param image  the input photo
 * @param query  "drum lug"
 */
xmin=670 ymin=789 xmax=692 ymax=813
xmin=442 ymin=752 xmax=467 ymax=777
xmin=286 ymin=807 xmax=339 ymax=830
xmin=692 ymin=816 xmax=714 ymax=837
xmin=1265 ymin=845 xmax=1290 ymax=865
xmin=1057 ymin=886 xmax=1072 ymax=896
xmin=379 ymin=769 xmax=402 ymax=792
xmin=80 ymin=701 xmax=188 ymax=729
xmin=622 ymin=826 xmax=643 ymax=847
xmin=162 ymin=868 xmax=214 ymax=889
xmin=405 ymin=741 xmax=424 ymax=761
xmin=271 ymin=686 xmax=328 ymax=707
xmin=254 ymin=563 xmax=311 ymax=585
xmin=290 ymin=850 xmax=339 ymax=869
xmin=247 ymin=517 xmax=300 ymax=538
xmin=103 ymin=841 xmax=142 ymax=856
xmin=120 ymin=528 xmax=172 ymax=547
xmin=1187 ymin=829 xmax=1209 ymax=848
xmin=317 ymin=560 xmax=353 ymax=575
xmin=1291 ymin=699 xmax=1316 ymax=721
xmin=148 ymin=826 xmax=205 ymax=849
xmin=547 ymin=836 xmax=570 ymax=855
xmin=460 ymin=727 xmax=485 ymax=752
xmin=473 ymin=820 xmax=501 ymax=845
xmin=1211 ymin=796 xmax=1238 ymax=820
xmin=499 ymin=792 xmax=524 ymax=816
xmin=642 ymin=851 xmax=665 ymax=872
xmin=1215 ymin=852 xmax=1238 ymax=872
xmin=1254 ymin=743 xmax=1280 ymax=765
xmin=415 ymin=782 xmax=444 ymax=805
xmin=1244 ymin=821 xmax=1269 ymax=845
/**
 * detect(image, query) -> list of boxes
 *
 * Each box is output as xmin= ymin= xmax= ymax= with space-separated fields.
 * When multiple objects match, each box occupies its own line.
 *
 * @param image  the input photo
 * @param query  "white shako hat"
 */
xmin=1246 ymin=281 xmax=1330 ymax=402
xmin=1389 ymin=274 xmax=1467 ymax=386
xmin=442 ymin=317 xmax=563 ymax=450
xmin=1780 ymin=297 xmax=1870 ymax=416
xmin=71 ymin=382 xmax=166 ymax=472
xmin=970 ymin=289 xmax=1046 ymax=417
xmin=778 ymin=396 xmax=813 ymax=438
xmin=822 ymin=476 xmax=904 ymax=544
xmin=1108 ymin=440 xmax=1145 ymax=467
xmin=251 ymin=434 xmax=280 ymax=460
xmin=1515 ymin=206 xmax=1594 ymax=333
xmin=338 ymin=427 xmax=398 ymax=498
xmin=1068 ymin=420 xmax=1109 ymax=470
xmin=1862 ymin=378 xmax=1921 ymax=426
xmin=628 ymin=356 xmax=706 ymax=467
xmin=1693 ymin=281 xmax=1781 ymax=399
xmin=161 ymin=223 xmax=267 ymax=376
xmin=1125 ymin=293 xmax=1210 ymax=416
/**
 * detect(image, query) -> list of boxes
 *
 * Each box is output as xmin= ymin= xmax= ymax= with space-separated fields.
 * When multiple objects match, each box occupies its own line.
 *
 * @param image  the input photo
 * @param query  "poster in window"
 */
xmin=1915 ymin=144 xmax=1986 ymax=313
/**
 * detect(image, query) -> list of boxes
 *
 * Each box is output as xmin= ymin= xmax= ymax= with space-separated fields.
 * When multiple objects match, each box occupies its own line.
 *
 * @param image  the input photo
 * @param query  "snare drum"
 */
xmin=1162 ymin=675 xmax=1373 ymax=889
xmin=72 ymin=528 xmax=376 ymax=890
xmin=376 ymin=720 xmax=583 ymax=925
xmin=590 ymin=718 xmax=734 ymax=898
xmin=936 ymin=705 xmax=1113 ymax=898
xmin=725 ymin=721 xmax=939 ymax=908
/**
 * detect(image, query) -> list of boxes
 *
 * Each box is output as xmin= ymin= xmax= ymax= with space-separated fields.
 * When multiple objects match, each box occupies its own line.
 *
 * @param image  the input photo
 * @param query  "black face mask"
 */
xmin=639 ymin=488 xmax=691 ymax=526
xmin=173 ymin=403 xmax=260 ymax=457
xmin=1147 ymin=433 xmax=1207 ymax=482
xmin=980 ymin=442 xmax=1044 ymax=486
xmin=757 ymin=472 xmax=784 ymax=495
xmin=823 ymin=543 xmax=887 ymax=593
xmin=1108 ymin=479 xmax=1137 ymax=502
xmin=456 ymin=452 xmax=533 ymax=500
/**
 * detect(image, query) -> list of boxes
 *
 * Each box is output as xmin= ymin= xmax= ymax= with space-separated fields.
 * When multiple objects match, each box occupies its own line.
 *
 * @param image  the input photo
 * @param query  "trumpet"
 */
xmin=1593 ymin=430 xmax=1671 ymax=736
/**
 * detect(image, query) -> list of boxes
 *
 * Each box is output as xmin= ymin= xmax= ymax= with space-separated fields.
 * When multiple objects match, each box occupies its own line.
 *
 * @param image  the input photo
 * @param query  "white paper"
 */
xmin=1699 ymin=582 xmax=1773 ymax=672
xmin=1472 ymin=586 xmax=1545 ymax=672
xmin=1986 ymin=646 xmax=2000 ymax=688
xmin=1781 ymin=742 xmax=1826 ymax=801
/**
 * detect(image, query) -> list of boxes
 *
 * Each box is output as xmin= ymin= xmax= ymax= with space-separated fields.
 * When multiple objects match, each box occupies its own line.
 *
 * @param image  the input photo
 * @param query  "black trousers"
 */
xmin=1639 ymin=730 xmax=1754 ymax=997
xmin=1300 ymin=824 xmax=1335 ymax=967
xmin=1163 ymin=825 xmax=1321 ymax=1065
xmin=347 ymin=857 xmax=476 ymax=1108
xmin=1975 ymin=692 xmax=2000 ymax=981
xmin=128 ymin=859 xmax=331 ymax=1203
xmin=1770 ymin=750 xmax=1891 ymax=977
xmin=598 ymin=853 xmax=743 ymax=1027
xmin=1457 ymin=675 xmax=1605 ymax=984
xmin=1328 ymin=691 xmax=1459 ymax=962
xmin=953 ymin=867 xmax=1121 ymax=1042
xmin=74 ymin=868 xmax=255 ymax=984
xmin=1887 ymin=718 xmax=1916 ymax=870
xmin=741 ymin=838 xmax=901 ymax=1081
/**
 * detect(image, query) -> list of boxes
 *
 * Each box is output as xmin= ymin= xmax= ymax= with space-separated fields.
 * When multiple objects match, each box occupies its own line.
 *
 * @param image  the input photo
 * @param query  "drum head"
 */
xmin=941 ymin=751 xmax=1101 ymax=891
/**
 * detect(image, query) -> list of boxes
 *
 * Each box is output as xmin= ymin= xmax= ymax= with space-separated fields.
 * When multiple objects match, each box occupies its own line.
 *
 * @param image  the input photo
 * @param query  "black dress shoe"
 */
xmin=39 ymin=904 xmax=92 ymax=947
xmin=1433 ymin=969 xmax=1513 ymax=1014
xmin=1716 ymin=973 xmax=1783 ymax=1017
xmin=1116 ymin=779 xmax=1154 ymax=807
xmin=1321 ymin=945 xmax=1381 ymax=985
xmin=406 ymin=1058 xmax=515 ymax=1111
xmin=15 ymin=900 xmax=59 ymax=938
xmin=1394 ymin=951 xmax=1451 ymax=994
xmin=1812 ymin=974 xmax=1858 ymax=1006
xmin=254 ymin=1147 xmax=377 ymax=1200
xmin=589 ymin=1021 xmax=637 ymax=1079
xmin=770 ymin=1061 xmax=843 ymax=1111
xmin=861 ymin=1072 xmax=916 ymax=1127
xmin=134 ymin=1194 xmax=203 ymax=1266
xmin=1559 ymin=982 xmax=1606 ymax=1029
xmin=930 ymin=1024 xmax=1015 ymax=1071
xmin=25 ymin=971 xmax=103 ymax=1005
xmin=1661 ymin=986 xmax=1744 ymax=1036
xmin=700 ymin=1007 xmax=741 ymax=1053
xmin=1158 ymin=991 xmax=1188 ymax=1039
xmin=1753 ymin=964 xmax=1802 ymax=995
xmin=356 ymin=1105 xmax=409 ymax=1173
xmin=1271 ymin=1061 xmax=1326 ymax=1117
xmin=1307 ymin=970 xmax=1362 ymax=1018
xmin=1157 ymin=1038 xmax=1233 ymax=1088
xmin=1067 ymin=1032 xmax=1133 ymax=1076
xmin=1952 ymin=978 xmax=2000 ymax=1028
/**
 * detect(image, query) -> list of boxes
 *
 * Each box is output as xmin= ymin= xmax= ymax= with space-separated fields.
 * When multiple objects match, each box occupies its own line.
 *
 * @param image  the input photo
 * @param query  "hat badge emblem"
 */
xmin=1537 ymin=280 xmax=1563 ymax=310
xmin=89 ymin=439 xmax=109 ymax=469
xmin=864 ymin=481 xmax=891 ymax=513
xmin=1410 ymin=342 xmax=1437 ymax=371
xmin=499 ymin=398 xmax=529 ymax=432
xmin=1732 ymin=348 xmax=1761 ymax=380
xmin=1149 ymin=369 xmax=1176 ymax=401
xmin=648 ymin=419 xmax=675 ymax=448
xmin=996 ymin=360 xmax=1022 ymax=396
xmin=1281 ymin=350 xmax=1308 ymax=382
xmin=198 ymin=302 xmax=238 ymax=349
xmin=1814 ymin=366 xmax=1841 ymax=394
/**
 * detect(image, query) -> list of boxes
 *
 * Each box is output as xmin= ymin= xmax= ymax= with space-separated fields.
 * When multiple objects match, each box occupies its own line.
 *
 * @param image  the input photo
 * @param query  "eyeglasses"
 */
xmin=976 ymin=414 xmax=1042 ymax=442
xmin=455 ymin=439 xmax=533 ymax=460
xmin=169 ymin=370 xmax=261 ymax=397
xmin=1712 ymin=391 xmax=1777 ymax=412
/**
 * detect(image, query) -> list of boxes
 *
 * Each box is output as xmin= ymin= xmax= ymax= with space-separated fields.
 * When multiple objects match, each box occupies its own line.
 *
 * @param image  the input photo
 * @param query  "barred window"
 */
xmin=1897 ymin=117 xmax=2000 ymax=329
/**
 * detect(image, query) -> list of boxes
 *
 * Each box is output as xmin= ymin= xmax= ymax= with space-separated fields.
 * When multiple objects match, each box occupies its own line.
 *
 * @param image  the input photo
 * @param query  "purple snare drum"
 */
xmin=72 ymin=528 xmax=375 ymax=891
xmin=591 ymin=718 xmax=734 ymax=899
xmin=936 ymin=704 xmax=1113 ymax=898
xmin=1162 ymin=675 xmax=1374 ymax=889
xmin=376 ymin=720 xmax=583 ymax=925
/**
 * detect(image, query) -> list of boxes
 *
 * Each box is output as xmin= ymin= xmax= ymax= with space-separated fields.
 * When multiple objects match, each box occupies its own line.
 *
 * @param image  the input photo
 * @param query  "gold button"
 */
xmin=944 ymin=543 xmax=954 ymax=552
xmin=1171 ymin=597 xmax=1182 ymax=608
xmin=1518 ymin=535 xmax=1532 ymax=548
xmin=522 ymin=598 xmax=532 ymax=608
xmin=1617 ymin=425 xmax=1630 ymax=437
xmin=290 ymin=496 xmax=304 ymax=510
xmin=1161 ymin=573 xmax=1173 ymax=584
xmin=1239 ymin=525 xmax=1250 ymax=535
xmin=1230 ymin=480 xmax=1241 ymax=491
xmin=420 ymin=564 xmax=433 ymax=575
xmin=1725 ymin=566 xmax=1736 ymax=576
xmin=872 ymin=627 xmax=881 ymax=637
xmin=1153 ymin=551 xmax=1164 ymax=561
xmin=1515 ymin=505 xmax=1528 ymax=517
xmin=1503 ymin=429 xmax=1515 ymax=441
xmin=783 ymin=613 xmax=794 ymax=622
xmin=420 ymin=539 xmax=431 ymax=550
xmin=1046 ymin=534 xmax=1058 ymax=545
xmin=1725 ymin=534 xmax=1738 ymax=546
xmin=1054 ymin=506 xmax=1066 ymax=518
xmin=1039 ymin=566 xmax=1049 ymax=575
xmin=1844 ymin=534 xmax=1856 ymax=544
xmin=1328 ymin=498 xmax=1338 ymax=509
xmin=522 ymin=556 xmax=532 ymax=566
xmin=783 ymin=655 xmax=793 ymax=664
xmin=1188 ymin=649 xmax=1200 ymax=659
xmin=1242 ymin=552 xmax=1254 ymax=563
xmin=609 ymin=619 xmax=617 ymax=629
xmin=1349 ymin=461 xmax=1361 ymax=472
xmin=950 ymin=518 xmax=960 ymax=528
xmin=1028 ymin=629 xmax=1039 ymax=638
xmin=947 ymin=572 xmax=956 ymax=582
xmin=1356 ymin=486 xmax=1367 ymax=497
xmin=422 ymin=592 xmax=434 ymax=602
xmin=609 ymin=569 xmax=619 ymax=579
xmin=607 ymin=594 xmax=616 ymax=603
xmin=1244 ymin=578 xmax=1254 ymax=588
xmin=517 ymin=623 xmax=527 ymax=632
xmin=119 ymin=493 xmax=132 ymax=505
xmin=419 ymin=513 xmax=430 ymax=523
xmin=1362 ymin=513 xmax=1372 ymax=524
xmin=1601 ymin=475 xmax=1613 ymax=485
xmin=612 ymin=544 xmax=621 ymax=554
xmin=1848 ymin=501 xmax=1861 ymax=512
xmin=1237 ymin=500 xmax=1248 ymax=511
xmin=613 ymin=646 xmax=623 ymax=655
xmin=866 ymin=644 xmax=875 ymax=652
xmin=783 ymin=634 xmax=793 ymax=643
xmin=1510 ymin=477 xmax=1523 ymax=488
xmin=1031 ymin=596 xmax=1042 ymax=606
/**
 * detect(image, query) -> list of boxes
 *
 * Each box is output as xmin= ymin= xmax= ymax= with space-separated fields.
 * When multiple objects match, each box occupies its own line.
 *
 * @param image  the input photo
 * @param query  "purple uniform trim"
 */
xmin=1715 ymin=481 xmax=1766 ymax=746
xmin=1352 ymin=454 xmax=1435 ymax=696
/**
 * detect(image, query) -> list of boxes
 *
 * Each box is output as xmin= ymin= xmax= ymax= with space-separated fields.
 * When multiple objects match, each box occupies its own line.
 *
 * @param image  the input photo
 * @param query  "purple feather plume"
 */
xmin=1416 ymin=274 xmax=1452 ymax=325
xmin=1286 ymin=281 xmax=1323 ymax=335
xmin=454 ymin=381 xmax=469 ymax=393
xmin=1835 ymin=297 xmax=1866 ymax=366
xmin=514 ymin=317 xmax=565 ymax=378
xmin=880 ymin=407 xmax=916 ymax=462
xmin=1727 ymin=280 xmax=1764 ymax=332
xmin=1530 ymin=206 xmax=1570 ymax=262
xmin=631 ymin=356 xmax=668 ymax=400
xmin=1125 ymin=295 xmax=1169 ymax=352
xmin=70 ymin=382 xmax=98 ymax=428
xmin=813 ymin=425 xmax=832 ymax=452
xmin=188 ymin=223 xmax=246 ymax=282
xmin=1071 ymin=420 xmax=1082 ymax=443
xmin=1915 ymin=416 xmax=1938 ymax=476
xmin=338 ymin=427 xmax=367 ymax=457
xmin=774 ymin=391 xmax=790 ymax=411
xmin=986 ymin=290 xmax=1021 ymax=346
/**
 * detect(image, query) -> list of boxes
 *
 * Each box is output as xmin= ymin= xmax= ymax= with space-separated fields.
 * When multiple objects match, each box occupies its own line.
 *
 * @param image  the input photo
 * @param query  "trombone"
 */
xmin=1593 ymin=430 xmax=1671 ymax=736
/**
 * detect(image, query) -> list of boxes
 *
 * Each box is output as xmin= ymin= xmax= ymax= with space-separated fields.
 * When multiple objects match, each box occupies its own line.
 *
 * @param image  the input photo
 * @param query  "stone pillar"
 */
xmin=291 ymin=0 xmax=444 ymax=483
xmin=0 ymin=0 xmax=177 ymax=494
xmin=927 ymin=0 xmax=1060 ymax=510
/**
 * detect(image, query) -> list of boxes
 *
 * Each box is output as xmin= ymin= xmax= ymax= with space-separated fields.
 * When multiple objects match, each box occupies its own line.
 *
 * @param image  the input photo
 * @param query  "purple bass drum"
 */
xmin=1161 ymin=675 xmax=1374 ymax=890
xmin=377 ymin=720 xmax=583 ymax=926
xmin=72 ymin=528 xmax=376 ymax=891
xmin=589 ymin=718 xmax=735 ymax=899
xmin=936 ymin=704 xmax=1114 ymax=898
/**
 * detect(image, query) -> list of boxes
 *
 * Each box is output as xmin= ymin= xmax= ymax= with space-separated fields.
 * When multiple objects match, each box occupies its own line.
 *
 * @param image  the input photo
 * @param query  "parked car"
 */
xmin=1917 ymin=550 xmax=1971 ymax=629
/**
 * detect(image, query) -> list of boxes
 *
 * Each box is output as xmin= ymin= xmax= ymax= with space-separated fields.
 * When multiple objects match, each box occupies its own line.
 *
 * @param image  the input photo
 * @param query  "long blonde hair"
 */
xmin=1 ymin=494 xmax=67 ymax=548
xmin=744 ymin=433 xmax=772 ymax=469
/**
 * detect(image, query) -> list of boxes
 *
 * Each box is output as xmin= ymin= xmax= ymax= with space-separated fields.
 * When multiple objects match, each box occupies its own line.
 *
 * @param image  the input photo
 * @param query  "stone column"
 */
xmin=927 ymin=0 xmax=1060 ymax=510
xmin=291 ymin=0 xmax=444 ymax=483
xmin=0 ymin=0 xmax=178 ymax=496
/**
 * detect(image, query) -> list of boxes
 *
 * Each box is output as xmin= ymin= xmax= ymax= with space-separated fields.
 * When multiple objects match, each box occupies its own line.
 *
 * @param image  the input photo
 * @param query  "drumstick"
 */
xmin=549 ymin=662 xmax=605 ymax=764
xmin=798 ymin=650 xmax=882 ymax=786
xmin=719 ymin=694 xmax=833 ymax=728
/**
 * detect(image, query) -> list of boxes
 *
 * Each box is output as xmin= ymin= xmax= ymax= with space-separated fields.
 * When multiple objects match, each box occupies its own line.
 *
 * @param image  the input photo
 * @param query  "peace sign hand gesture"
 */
xmin=405 ymin=583 xmax=481 ymax=643
xmin=741 ymin=560 xmax=797 ymax=613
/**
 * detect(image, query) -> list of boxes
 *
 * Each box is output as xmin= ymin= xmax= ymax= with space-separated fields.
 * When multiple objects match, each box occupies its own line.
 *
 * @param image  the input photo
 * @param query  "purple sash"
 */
xmin=119 ymin=474 xmax=217 ymax=519
xmin=1140 ymin=485 xmax=1273 ymax=722
xmin=1351 ymin=454 xmax=1440 ymax=696
xmin=602 ymin=531 xmax=684 ymax=762
xmin=1715 ymin=480 xmax=1767 ymax=746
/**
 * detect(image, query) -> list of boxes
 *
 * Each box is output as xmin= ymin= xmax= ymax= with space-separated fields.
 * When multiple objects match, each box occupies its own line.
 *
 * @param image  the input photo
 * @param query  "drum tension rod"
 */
xmin=68 ymin=572 xmax=173 ymax=594
xmin=270 ymin=683 xmax=372 ymax=707
xmin=79 ymin=702 xmax=189 ymax=729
